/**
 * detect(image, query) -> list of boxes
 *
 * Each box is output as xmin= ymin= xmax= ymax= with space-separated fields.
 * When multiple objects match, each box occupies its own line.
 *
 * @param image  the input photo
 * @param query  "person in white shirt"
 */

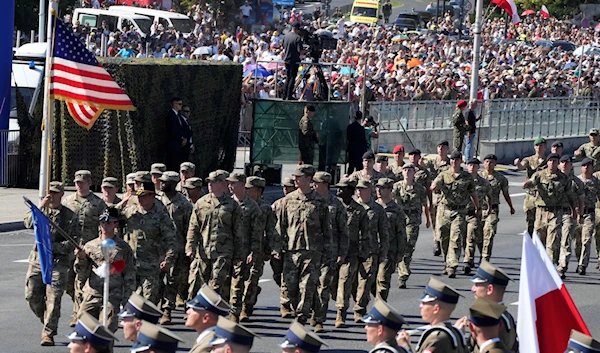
xmin=240 ymin=2 xmax=253 ymax=30
xmin=186 ymin=285 xmax=231 ymax=353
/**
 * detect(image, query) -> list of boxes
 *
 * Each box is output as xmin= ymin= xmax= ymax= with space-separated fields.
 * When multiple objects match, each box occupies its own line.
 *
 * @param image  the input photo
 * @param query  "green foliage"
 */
xmin=512 ymin=0 xmax=579 ymax=17
xmin=14 ymin=0 xmax=77 ymax=33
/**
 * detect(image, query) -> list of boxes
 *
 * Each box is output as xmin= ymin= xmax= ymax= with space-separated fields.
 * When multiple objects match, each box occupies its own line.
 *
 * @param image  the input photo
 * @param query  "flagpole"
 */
xmin=469 ymin=0 xmax=483 ymax=103
xmin=38 ymin=0 xmax=58 ymax=200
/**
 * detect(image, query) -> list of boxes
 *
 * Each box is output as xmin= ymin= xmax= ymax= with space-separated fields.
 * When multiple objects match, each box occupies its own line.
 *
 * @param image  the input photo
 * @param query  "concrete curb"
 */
xmin=0 ymin=222 xmax=26 ymax=233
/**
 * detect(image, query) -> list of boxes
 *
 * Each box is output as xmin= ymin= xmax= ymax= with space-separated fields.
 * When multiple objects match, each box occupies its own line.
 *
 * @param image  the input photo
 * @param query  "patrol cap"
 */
xmin=334 ymin=177 xmax=357 ymax=188
xmin=560 ymin=155 xmax=574 ymax=163
xmin=484 ymin=154 xmax=497 ymax=161
xmin=362 ymin=299 xmax=407 ymax=332
xmin=408 ymin=149 xmax=421 ymax=155
xmin=421 ymin=277 xmax=463 ymax=304
xmin=393 ymin=145 xmax=405 ymax=154
xmin=226 ymin=172 xmax=247 ymax=183
xmin=180 ymin=162 xmax=196 ymax=172
xmin=471 ymin=261 xmax=512 ymax=287
xmin=356 ymin=179 xmax=373 ymax=189
xmin=590 ymin=128 xmax=600 ymax=136
xmin=534 ymin=137 xmax=547 ymax=145
xmin=99 ymin=207 xmax=119 ymax=222
xmin=468 ymin=297 xmax=506 ymax=327
xmin=293 ymin=165 xmax=316 ymax=177
xmin=582 ymin=158 xmax=595 ymax=166
xmin=183 ymin=177 xmax=203 ymax=189
xmin=245 ymin=176 xmax=266 ymax=189
xmin=438 ymin=140 xmax=449 ymax=147
xmin=282 ymin=176 xmax=295 ymax=187
xmin=131 ymin=321 xmax=184 ymax=353
xmin=150 ymin=163 xmax=167 ymax=175
xmin=126 ymin=173 xmax=136 ymax=185
xmin=377 ymin=155 xmax=389 ymax=163
xmin=568 ymin=330 xmax=600 ymax=353
xmin=376 ymin=178 xmax=395 ymax=189
xmin=467 ymin=157 xmax=481 ymax=165
xmin=187 ymin=284 xmax=231 ymax=317
xmin=547 ymin=153 xmax=560 ymax=161
xmin=402 ymin=163 xmax=415 ymax=170
xmin=313 ymin=172 xmax=332 ymax=184
xmin=450 ymin=151 xmax=462 ymax=160
xmin=362 ymin=151 xmax=376 ymax=160
xmin=206 ymin=170 xmax=229 ymax=182
xmin=49 ymin=181 xmax=64 ymax=193
xmin=101 ymin=177 xmax=118 ymax=188
xmin=210 ymin=316 xmax=259 ymax=348
xmin=552 ymin=141 xmax=564 ymax=148
xmin=134 ymin=171 xmax=151 ymax=183
xmin=159 ymin=171 xmax=180 ymax=183
xmin=118 ymin=292 xmax=162 ymax=324
xmin=66 ymin=312 xmax=118 ymax=348
xmin=74 ymin=170 xmax=92 ymax=182
xmin=279 ymin=322 xmax=328 ymax=353
xmin=136 ymin=182 xmax=156 ymax=196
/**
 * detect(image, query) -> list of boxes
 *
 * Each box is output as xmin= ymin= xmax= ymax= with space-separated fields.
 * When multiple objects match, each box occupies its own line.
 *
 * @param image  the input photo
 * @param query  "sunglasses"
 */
xmin=182 ymin=110 xmax=191 ymax=113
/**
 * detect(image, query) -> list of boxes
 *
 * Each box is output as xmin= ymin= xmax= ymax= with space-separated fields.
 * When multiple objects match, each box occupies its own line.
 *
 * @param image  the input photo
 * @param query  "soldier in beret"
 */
xmin=177 ymin=162 xmax=197 ymax=193
xmin=573 ymin=158 xmax=600 ymax=276
xmin=452 ymin=99 xmax=468 ymax=153
xmin=363 ymin=300 xmax=409 ymax=353
xmin=186 ymin=285 xmax=231 ymax=353
xmin=209 ymin=316 xmax=258 ymax=353
xmin=463 ymin=158 xmax=491 ymax=275
xmin=349 ymin=151 xmax=385 ymax=187
xmin=279 ymin=322 xmax=328 ymax=353
xmin=377 ymin=156 xmax=396 ymax=180
xmin=67 ymin=312 xmax=118 ymax=353
xmin=424 ymin=140 xmax=451 ymax=256
xmin=466 ymin=298 xmax=513 ymax=353
xmin=131 ymin=321 xmax=184 ymax=353
xmin=575 ymin=128 xmax=600 ymax=172
xmin=390 ymin=145 xmax=405 ymax=180
xmin=101 ymin=177 xmax=122 ymax=207
xmin=183 ymin=177 xmax=205 ymax=204
xmin=557 ymin=155 xmax=584 ymax=277
xmin=567 ymin=330 xmax=600 ymax=353
xmin=119 ymin=292 xmax=162 ymax=342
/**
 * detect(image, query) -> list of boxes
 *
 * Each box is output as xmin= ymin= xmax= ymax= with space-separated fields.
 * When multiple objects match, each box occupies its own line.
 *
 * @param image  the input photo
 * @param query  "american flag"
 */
xmin=49 ymin=16 xmax=135 ymax=130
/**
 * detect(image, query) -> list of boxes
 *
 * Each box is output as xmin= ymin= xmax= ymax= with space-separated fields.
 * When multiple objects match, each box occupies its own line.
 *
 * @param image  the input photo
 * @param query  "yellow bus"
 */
xmin=350 ymin=0 xmax=382 ymax=24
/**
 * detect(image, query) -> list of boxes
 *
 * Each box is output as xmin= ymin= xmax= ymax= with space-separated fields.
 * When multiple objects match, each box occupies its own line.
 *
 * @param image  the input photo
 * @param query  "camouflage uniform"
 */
xmin=121 ymin=202 xmax=178 ymax=304
xmin=425 ymin=156 xmax=451 ymax=244
xmin=389 ymin=164 xmax=404 ymax=182
xmin=186 ymin=193 xmax=244 ymax=299
xmin=464 ymin=174 xmax=490 ymax=267
xmin=593 ymin=171 xmax=600 ymax=266
xmin=349 ymin=169 xmax=386 ymax=191
xmin=275 ymin=189 xmax=331 ymax=322
xmin=375 ymin=198 xmax=405 ymax=300
xmin=271 ymin=197 xmax=286 ymax=287
xmin=24 ymin=205 xmax=80 ymax=338
xmin=103 ymin=195 xmax=122 ymax=207
xmin=558 ymin=174 xmax=583 ymax=273
xmin=480 ymin=170 xmax=509 ymax=262
xmin=75 ymin=236 xmax=136 ymax=332
xmin=298 ymin=115 xmax=319 ymax=164
xmin=576 ymin=142 xmax=600 ymax=172
xmin=452 ymin=108 xmax=466 ymax=152
xmin=520 ymin=155 xmax=547 ymax=236
xmin=574 ymin=175 xmax=600 ymax=270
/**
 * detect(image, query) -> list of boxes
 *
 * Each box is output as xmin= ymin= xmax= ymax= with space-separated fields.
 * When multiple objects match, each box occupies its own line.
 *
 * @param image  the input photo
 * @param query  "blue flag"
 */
xmin=30 ymin=203 xmax=54 ymax=285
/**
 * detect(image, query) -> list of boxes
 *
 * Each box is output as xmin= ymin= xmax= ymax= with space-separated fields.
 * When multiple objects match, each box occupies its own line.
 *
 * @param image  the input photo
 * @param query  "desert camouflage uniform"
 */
xmin=389 ymin=164 xmax=404 ymax=181
xmin=520 ymin=155 xmax=547 ymax=236
xmin=573 ymin=175 xmax=600 ymax=270
xmin=558 ymin=174 xmax=583 ymax=273
xmin=576 ymin=142 xmax=600 ymax=172
xmin=394 ymin=181 xmax=427 ymax=281
xmin=271 ymin=197 xmax=286 ymax=287
xmin=480 ymin=170 xmax=508 ymax=262
xmin=463 ymin=174 xmax=490 ymax=267
xmin=375 ymin=198 xmax=405 ymax=300
xmin=349 ymin=169 xmax=386 ymax=191
xmin=425 ymin=156 xmax=451 ymax=244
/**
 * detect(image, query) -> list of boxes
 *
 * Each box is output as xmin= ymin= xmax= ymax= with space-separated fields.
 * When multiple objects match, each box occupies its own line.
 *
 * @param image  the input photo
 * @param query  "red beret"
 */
xmin=457 ymin=100 xmax=468 ymax=108
xmin=393 ymin=145 xmax=405 ymax=154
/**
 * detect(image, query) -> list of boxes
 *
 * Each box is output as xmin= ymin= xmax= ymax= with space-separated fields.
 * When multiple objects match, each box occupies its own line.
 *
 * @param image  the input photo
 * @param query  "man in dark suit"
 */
xmin=166 ymin=97 xmax=193 ymax=170
xmin=346 ymin=111 xmax=369 ymax=174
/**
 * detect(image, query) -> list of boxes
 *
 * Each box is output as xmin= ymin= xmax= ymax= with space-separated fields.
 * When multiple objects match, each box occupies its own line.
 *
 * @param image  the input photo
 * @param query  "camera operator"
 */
xmin=282 ymin=22 xmax=304 ymax=100
xmin=363 ymin=116 xmax=379 ymax=152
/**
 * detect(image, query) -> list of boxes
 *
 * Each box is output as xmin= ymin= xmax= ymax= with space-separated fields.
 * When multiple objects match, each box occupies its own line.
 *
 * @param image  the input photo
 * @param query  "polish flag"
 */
xmin=492 ymin=0 xmax=520 ymax=23
xmin=540 ymin=5 xmax=550 ymax=18
xmin=517 ymin=232 xmax=590 ymax=353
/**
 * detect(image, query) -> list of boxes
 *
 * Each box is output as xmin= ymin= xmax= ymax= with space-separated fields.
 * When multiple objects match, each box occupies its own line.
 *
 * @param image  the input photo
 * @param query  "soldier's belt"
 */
xmin=538 ymin=206 xmax=563 ymax=212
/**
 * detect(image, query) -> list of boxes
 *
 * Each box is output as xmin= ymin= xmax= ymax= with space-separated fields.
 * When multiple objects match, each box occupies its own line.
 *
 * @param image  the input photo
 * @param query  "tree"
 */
xmin=512 ymin=0 xmax=579 ymax=17
xmin=15 ymin=0 xmax=77 ymax=34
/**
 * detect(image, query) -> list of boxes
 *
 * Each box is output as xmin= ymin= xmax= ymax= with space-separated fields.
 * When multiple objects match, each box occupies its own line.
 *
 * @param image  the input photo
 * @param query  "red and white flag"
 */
xmin=541 ymin=5 xmax=550 ymax=18
xmin=492 ymin=0 xmax=520 ymax=24
xmin=517 ymin=232 xmax=590 ymax=353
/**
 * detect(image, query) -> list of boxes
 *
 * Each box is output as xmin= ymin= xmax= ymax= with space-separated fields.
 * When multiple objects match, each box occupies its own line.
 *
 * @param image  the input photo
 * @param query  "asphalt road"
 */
xmin=2 ymin=169 xmax=600 ymax=353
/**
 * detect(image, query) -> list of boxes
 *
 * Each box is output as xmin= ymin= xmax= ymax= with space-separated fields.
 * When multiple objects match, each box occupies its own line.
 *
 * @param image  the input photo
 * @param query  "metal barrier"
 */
xmin=370 ymin=100 xmax=459 ymax=131
xmin=0 ymin=130 xmax=20 ymax=187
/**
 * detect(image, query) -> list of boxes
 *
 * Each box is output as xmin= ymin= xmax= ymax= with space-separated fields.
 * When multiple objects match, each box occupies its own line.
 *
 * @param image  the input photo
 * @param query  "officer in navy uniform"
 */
xmin=363 ymin=299 xmax=410 ymax=353
xmin=467 ymin=298 xmax=513 ymax=353
xmin=118 ymin=292 xmax=162 ymax=342
xmin=278 ymin=322 xmax=328 ymax=353
xmin=130 ymin=321 xmax=184 ymax=353
xmin=66 ymin=312 xmax=118 ymax=353
xmin=186 ymin=284 xmax=231 ymax=353
xmin=209 ymin=316 xmax=259 ymax=353
xmin=567 ymin=330 xmax=600 ymax=353
xmin=397 ymin=277 xmax=468 ymax=353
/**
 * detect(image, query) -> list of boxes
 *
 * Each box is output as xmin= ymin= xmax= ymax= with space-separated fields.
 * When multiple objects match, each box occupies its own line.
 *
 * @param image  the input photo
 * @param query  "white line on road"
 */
xmin=510 ymin=193 xmax=526 ymax=197
xmin=258 ymin=279 xmax=272 ymax=283
xmin=14 ymin=259 xmax=29 ymax=263
xmin=0 ymin=244 xmax=33 ymax=247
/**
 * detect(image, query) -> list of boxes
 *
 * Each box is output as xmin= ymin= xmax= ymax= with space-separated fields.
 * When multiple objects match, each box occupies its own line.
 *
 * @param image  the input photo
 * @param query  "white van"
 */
xmin=73 ymin=8 xmax=153 ymax=37
xmin=108 ymin=6 xmax=195 ymax=36
xmin=10 ymin=43 xmax=46 ymax=131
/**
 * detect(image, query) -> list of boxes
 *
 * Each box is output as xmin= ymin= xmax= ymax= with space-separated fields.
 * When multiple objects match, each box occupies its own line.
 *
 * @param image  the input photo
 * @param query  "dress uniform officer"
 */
xmin=209 ymin=316 xmax=259 ymax=353
xmin=186 ymin=285 xmax=231 ymax=353
xmin=119 ymin=292 xmax=162 ymax=342
xmin=397 ymin=277 xmax=467 ymax=353
xmin=131 ymin=321 xmax=184 ymax=353
xmin=183 ymin=177 xmax=206 ymax=204
xmin=151 ymin=163 xmax=167 ymax=193
xmin=469 ymin=261 xmax=518 ymax=353
xmin=101 ymin=177 xmax=122 ymax=207
xmin=67 ymin=312 xmax=118 ymax=353
xmin=177 ymin=162 xmax=197 ymax=193
xmin=279 ymin=322 xmax=328 ymax=353
xmin=363 ymin=299 xmax=410 ymax=353
xmin=467 ymin=298 xmax=513 ymax=353
xmin=567 ymin=330 xmax=600 ymax=353
xmin=574 ymin=158 xmax=600 ymax=276
xmin=514 ymin=137 xmax=547 ymax=237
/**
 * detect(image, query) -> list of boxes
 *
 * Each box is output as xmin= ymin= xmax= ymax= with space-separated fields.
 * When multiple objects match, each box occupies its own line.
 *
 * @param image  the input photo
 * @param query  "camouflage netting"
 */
xmin=17 ymin=58 xmax=242 ymax=189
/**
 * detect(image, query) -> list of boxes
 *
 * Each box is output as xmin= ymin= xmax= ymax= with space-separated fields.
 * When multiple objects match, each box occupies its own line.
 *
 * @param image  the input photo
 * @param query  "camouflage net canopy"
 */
xmin=17 ymin=58 xmax=242 ymax=189
xmin=251 ymin=99 xmax=351 ymax=165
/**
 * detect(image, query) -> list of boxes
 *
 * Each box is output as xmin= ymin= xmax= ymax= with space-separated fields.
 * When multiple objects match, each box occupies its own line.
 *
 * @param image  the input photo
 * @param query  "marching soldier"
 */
xmin=349 ymin=151 xmax=386 ymax=187
xmin=183 ymin=177 xmax=205 ymax=204
xmin=390 ymin=145 xmax=406 ymax=180
xmin=272 ymin=177 xmax=296 ymax=288
xmin=274 ymin=165 xmax=331 ymax=324
xmin=24 ymin=181 xmax=80 ymax=346
xmin=177 ymin=162 xmax=197 ymax=193
xmin=100 ymin=177 xmax=122 ymax=207
xmin=75 ymin=207 xmax=136 ymax=332
xmin=119 ymin=292 xmax=162 ymax=342
xmin=363 ymin=300 xmax=410 ymax=353
xmin=63 ymin=170 xmax=107 ymax=327
xmin=209 ymin=316 xmax=258 ymax=353
xmin=394 ymin=164 xmax=430 ymax=288
xmin=375 ymin=178 xmax=405 ymax=301
xmin=311 ymin=172 xmax=348 ymax=333
xmin=514 ymin=137 xmax=547 ymax=236
xmin=466 ymin=298 xmax=513 ymax=353
xmin=431 ymin=151 xmax=480 ymax=278
xmin=425 ymin=140 xmax=451 ymax=256
xmin=552 ymin=141 xmax=564 ymax=157
xmin=558 ymin=155 xmax=584 ymax=278
xmin=151 ymin=163 xmax=167 ymax=193
xmin=377 ymin=156 xmax=396 ymax=180
xmin=131 ymin=321 xmax=184 ymax=353
xmin=186 ymin=170 xmax=244 ymax=299
xmin=407 ymin=149 xmax=432 ymax=192
xmin=67 ymin=312 xmax=118 ymax=353
xmin=186 ymin=285 xmax=231 ymax=353
xmin=121 ymin=181 xmax=178 ymax=304
xmin=574 ymin=158 xmax=600 ymax=276
xmin=463 ymin=158 xmax=491 ymax=275
xmin=575 ymin=128 xmax=600 ymax=172
xmin=279 ymin=322 xmax=328 ymax=353
xmin=566 ymin=330 xmax=600 ymax=353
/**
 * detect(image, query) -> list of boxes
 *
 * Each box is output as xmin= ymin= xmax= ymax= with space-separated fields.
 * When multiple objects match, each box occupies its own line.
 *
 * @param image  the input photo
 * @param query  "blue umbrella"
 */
xmin=339 ymin=67 xmax=356 ymax=75
xmin=244 ymin=67 xmax=272 ymax=78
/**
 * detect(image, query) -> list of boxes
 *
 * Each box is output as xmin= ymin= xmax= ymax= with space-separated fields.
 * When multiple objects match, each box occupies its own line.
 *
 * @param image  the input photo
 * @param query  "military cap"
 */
xmin=457 ymin=99 xmax=468 ymax=108
xmin=245 ymin=176 xmax=266 ymax=189
xmin=210 ymin=316 xmax=258 ymax=348
xmin=438 ymin=140 xmax=449 ymax=147
xmin=468 ymin=297 xmax=506 ymax=327
xmin=293 ymin=165 xmax=316 ymax=177
xmin=356 ymin=179 xmax=373 ymax=189
xmin=334 ymin=177 xmax=357 ymax=188
xmin=134 ymin=171 xmax=151 ymax=183
xmin=393 ymin=145 xmax=405 ymax=153
xmin=313 ymin=172 xmax=332 ymax=184
xmin=282 ymin=176 xmax=296 ymax=187
xmin=74 ymin=170 xmax=92 ymax=182
xmin=484 ymin=154 xmax=497 ymax=161
xmin=279 ymin=322 xmax=328 ymax=353
xmin=183 ymin=177 xmax=203 ymax=189
xmin=377 ymin=155 xmax=389 ymax=163
xmin=408 ymin=149 xmax=421 ymax=155
xmin=590 ymin=128 xmax=600 ymax=136
xmin=402 ymin=163 xmax=415 ymax=170
xmin=376 ymin=178 xmax=395 ymax=188
xmin=582 ymin=158 xmax=595 ymax=166
xmin=126 ymin=173 xmax=136 ymax=185
xmin=471 ymin=261 xmax=512 ymax=287
xmin=206 ymin=170 xmax=229 ymax=182
xmin=180 ymin=162 xmax=196 ymax=172
xmin=568 ymin=330 xmax=600 ymax=353
xmin=362 ymin=299 xmax=407 ymax=332
xmin=49 ymin=181 xmax=64 ymax=193
xmin=187 ymin=284 xmax=231 ymax=317
xmin=547 ymin=153 xmax=560 ymax=161
xmin=226 ymin=172 xmax=247 ymax=183
xmin=552 ymin=141 xmax=564 ymax=148
xmin=467 ymin=157 xmax=481 ymax=165
xmin=150 ymin=163 xmax=167 ymax=175
xmin=101 ymin=177 xmax=118 ymax=188
xmin=66 ymin=312 xmax=118 ymax=348
xmin=362 ymin=151 xmax=376 ymax=160
xmin=136 ymin=182 xmax=156 ymax=196
xmin=450 ymin=151 xmax=462 ymax=159
xmin=118 ymin=292 xmax=162 ymax=324
xmin=131 ymin=321 xmax=184 ymax=353
xmin=99 ymin=207 xmax=119 ymax=222
xmin=421 ymin=277 xmax=463 ymax=304
xmin=560 ymin=154 xmax=574 ymax=163
xmin=534 ymin=137 xmax=547 ymax=145
xmin=159 ymin=171 xmax=180 ymax=183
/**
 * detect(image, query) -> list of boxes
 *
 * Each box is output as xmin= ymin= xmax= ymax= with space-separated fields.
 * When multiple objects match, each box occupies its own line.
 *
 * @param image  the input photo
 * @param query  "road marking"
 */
xmin=509 ymin=182 xmax=523 ymax=187
xmin=510 ymin=193 xmax=526 ymax=197
xmin=14 ymin=259 xmax=29 ymax=263
xmin=258 ymin=279 xmax=272 ymax=283
xmin=0 ymin=244 xmax=33 ymax=247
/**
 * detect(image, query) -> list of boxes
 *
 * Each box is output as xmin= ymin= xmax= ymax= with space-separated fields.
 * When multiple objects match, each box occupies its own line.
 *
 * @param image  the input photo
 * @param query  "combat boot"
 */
xmin=354 ymin=311 xmax=364 ymax=323
xmin=433 ymin=241 xmax=442 ymax=256
xmin=335 ymin=310 xmax=346 ymax=328
xmin=40 ymin=335 xmax=55 ymax=346
xmin=69 ymin=315 xmax=78 ymax=328
xmin=314 ymin=323 xmax=325 ymax=333
xmin=448 ymin=268 xmax=456 ymax=278
xmin=239 ymin=305 xmax=250 ymax=322
xmin=398 ymin=279 xmax=407 ymax=289
xmin=159 ymin=309 xmax=172 ymax=325
xmin=229 ymin=313 xmax=240 ymax=323
xmin=281 ymin=306 xmax=294 ymax=318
